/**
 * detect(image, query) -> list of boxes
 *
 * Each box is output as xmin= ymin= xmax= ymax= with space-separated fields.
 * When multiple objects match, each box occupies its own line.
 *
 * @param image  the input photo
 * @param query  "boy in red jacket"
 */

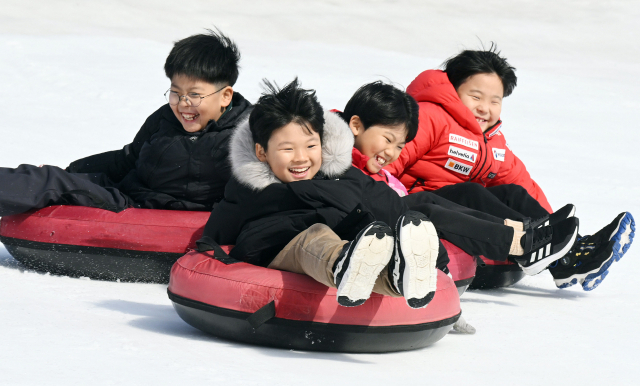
xmin=386 ymin=47 xmax=634 ymax=290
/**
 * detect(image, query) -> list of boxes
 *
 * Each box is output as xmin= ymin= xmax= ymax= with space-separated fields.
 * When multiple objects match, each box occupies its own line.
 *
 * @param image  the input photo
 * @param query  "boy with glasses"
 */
xmin=0 ymin=29 xmax=252 ymax=216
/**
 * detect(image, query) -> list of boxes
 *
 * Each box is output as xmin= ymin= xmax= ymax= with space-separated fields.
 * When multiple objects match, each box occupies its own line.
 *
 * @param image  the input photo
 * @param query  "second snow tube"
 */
xmin=0 ymin=205 xmax=210 ymax=283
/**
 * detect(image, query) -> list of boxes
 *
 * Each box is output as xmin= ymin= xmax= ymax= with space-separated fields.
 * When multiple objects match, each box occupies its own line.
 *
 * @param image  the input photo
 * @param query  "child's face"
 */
xmin=255 ymin=122 xmax=322 ymax=183
xmin=456 ymin=73 xmax=503 ymax=132
xmin=350 ymin=116 xmax=407 ymax=174
xmin=169 ymin=74 xmax=233 ymax=133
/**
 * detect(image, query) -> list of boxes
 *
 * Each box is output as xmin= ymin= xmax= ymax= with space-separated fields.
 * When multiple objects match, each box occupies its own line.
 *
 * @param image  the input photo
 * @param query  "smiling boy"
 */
xmin=0 ymin=30 xmax=252 ymax=217
xmin=385 ymin=47 xmax=635 ymax=290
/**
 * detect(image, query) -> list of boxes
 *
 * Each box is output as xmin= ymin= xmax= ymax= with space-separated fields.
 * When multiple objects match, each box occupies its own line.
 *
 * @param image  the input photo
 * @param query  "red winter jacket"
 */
xmin=386 ymin=70 xmax=552 ymax=212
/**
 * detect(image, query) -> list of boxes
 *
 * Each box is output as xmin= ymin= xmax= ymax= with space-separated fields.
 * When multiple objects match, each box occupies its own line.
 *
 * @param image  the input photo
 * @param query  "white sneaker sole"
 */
xmin=336 ymin=225 xmax=394 ymax=307
xmin=396 ymin=215 xmax=439 ymax=307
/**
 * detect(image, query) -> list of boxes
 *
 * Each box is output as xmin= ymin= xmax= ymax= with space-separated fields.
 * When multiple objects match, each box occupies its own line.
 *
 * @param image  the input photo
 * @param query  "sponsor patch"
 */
xmin=492 ymin=148 xmax=506 ymax=162
xmin=447 ymin=145 xmax=477 ymax=163
xmin=487 ymin=172 xmax=496 ymax=179
xmin=444 ymin=158 xmax=473 ymax=176
xmin=449 ymin=133 xmax=478 ymax=150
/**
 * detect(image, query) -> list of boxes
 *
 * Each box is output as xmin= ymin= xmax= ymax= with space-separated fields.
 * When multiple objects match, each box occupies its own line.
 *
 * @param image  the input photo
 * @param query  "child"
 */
xmin=385 ymin=46 xmax=635 ymax=290
xmin=201 ymin=78 xmax=443 ymax=309
xmin=337 ymin=81 xmax=580 ymax=276
xmin=0 ymin=29 xmax=251 ymax=216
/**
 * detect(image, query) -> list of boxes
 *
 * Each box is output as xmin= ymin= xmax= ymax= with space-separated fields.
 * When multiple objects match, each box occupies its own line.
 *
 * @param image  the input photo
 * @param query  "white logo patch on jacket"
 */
xmin=449 ymin=133 xmax=478 ymax=150
xmin=444 ymin=158 xmax=473 ymax=176
xmin=448 ymin=145 xmax=477 ymax=163
xmin=492 ymin=148 xmax=506 ymax=162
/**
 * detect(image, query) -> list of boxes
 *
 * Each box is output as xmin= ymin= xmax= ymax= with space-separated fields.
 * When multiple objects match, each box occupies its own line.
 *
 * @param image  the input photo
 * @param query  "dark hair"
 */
xmin=249 ymin=78 xmax=325 ymax=150
xmin=442 ymin=44 xmax=517 ymax=97
xmin=164 ymin=29 xmax=240 ymax=86
xmin=340 ymin=81 xmax=419 ymax=142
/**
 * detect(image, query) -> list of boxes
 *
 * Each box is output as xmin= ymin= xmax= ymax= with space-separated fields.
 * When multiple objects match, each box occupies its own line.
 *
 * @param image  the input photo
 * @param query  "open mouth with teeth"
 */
xmin=374 ymin=155 xmax=387 ymax=166
xmin=475 ymin=117 xmax=487 ymax=124
xmin=289 ymin=166 xmax=311 ymax=179
xmin=180 ymin=112 xmax=200 ymax=122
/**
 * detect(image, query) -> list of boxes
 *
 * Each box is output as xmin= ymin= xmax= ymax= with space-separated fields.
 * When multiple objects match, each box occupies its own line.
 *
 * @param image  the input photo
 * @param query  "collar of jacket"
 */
xmin=485 ymin=120 xmax=503 ymax=138
xmin=229 ymin=110 xmax=355 ymax=191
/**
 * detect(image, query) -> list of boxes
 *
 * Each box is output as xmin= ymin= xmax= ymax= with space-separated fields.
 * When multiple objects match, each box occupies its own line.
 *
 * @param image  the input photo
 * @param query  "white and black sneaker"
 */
xmin=515 ymin=217 xmax=579 ymax=275
xmin=333 ymin=221 xmax=394 ymax=307
xmin=524 ymin=204 xmax=576 ymax=230
xmin=390 ymin=211 xmax=440 ymax=309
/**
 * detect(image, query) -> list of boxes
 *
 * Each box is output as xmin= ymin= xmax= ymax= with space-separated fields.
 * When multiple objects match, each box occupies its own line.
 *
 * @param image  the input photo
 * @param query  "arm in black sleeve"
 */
xmin=66 ymin=106 xmax=165 ymax=182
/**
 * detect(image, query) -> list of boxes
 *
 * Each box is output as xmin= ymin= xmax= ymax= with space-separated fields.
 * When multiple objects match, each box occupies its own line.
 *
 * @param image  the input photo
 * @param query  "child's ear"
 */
xmin=221 ymin=86 xmax=234 ymax=108
xmin=255 ymin=143 xmax=268 ymax=162
xmin=349 ymin=115 xmax=363 ymax=137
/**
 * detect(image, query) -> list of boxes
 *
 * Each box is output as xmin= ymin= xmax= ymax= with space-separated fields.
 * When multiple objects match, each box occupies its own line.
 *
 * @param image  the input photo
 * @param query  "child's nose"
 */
xmin=293 ymin=148 xmax=307 ymax=161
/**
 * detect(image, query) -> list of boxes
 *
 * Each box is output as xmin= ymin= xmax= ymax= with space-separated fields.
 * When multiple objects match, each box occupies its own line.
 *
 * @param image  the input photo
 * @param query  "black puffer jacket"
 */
xmin=201 ymin=111 xmax=408 ymax=266
xmin=67 ymin=93 xmax=252 ymax=210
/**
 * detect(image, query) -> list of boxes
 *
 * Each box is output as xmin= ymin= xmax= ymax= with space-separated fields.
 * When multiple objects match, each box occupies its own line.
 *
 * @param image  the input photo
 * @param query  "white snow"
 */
xmin=1 ymin=1 xmax=639 ymax=385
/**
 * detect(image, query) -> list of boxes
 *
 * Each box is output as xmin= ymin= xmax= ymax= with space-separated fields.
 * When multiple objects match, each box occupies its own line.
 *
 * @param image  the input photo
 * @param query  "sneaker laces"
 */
xmin=531 ymin=225 xmax=553 ymax=248
xmin=559 ymin=236 xmax=596 ymax=267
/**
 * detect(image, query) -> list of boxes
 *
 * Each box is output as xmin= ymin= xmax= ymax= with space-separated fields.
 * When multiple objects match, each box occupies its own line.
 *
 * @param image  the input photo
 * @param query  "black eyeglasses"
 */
xmin=164 ymin=85 xmax=226 ymax=107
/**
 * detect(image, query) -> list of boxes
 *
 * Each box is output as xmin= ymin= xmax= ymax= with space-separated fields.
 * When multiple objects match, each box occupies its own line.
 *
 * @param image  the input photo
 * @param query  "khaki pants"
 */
xmin=268 ymin=223 xmax=401 ymax=297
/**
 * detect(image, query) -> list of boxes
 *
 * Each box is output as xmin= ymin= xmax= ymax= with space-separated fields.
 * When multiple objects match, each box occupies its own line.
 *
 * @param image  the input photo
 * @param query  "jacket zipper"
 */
xmin=468 ymin=134 xmax=488 ymax=182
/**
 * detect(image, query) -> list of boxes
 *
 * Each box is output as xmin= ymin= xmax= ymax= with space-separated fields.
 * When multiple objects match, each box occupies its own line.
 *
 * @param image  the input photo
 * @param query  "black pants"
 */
xmin=402 ymin=191 xmax=513 ymax=261
xmin=432 ymin=182 xmax=550 ymax=220
xmin=0 ymin=164 xmax=133 ymax=217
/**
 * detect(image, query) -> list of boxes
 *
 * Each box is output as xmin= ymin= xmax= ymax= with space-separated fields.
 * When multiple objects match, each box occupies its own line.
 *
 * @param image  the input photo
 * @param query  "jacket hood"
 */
xmin=229 ymin=110 xmax=354 ymax=191
xmin=407 ymin=70 xmax=490 ymax=137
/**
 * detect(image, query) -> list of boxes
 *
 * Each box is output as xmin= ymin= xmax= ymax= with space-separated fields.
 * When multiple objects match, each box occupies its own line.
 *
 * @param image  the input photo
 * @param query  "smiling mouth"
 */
xmin=289 ymin=166 xmax=310 ymax=177
xmin=475 ymin=117 xmax=488 ymax=124
xmin=181 ymin=112 xmax=199 ymax=121
xmin=375 ymin=155 xmax=386 ymax=166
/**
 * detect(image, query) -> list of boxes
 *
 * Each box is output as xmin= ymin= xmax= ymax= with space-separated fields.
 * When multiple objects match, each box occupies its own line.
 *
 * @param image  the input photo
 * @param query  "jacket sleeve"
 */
xmin=386 ymin=107 xmax=437 ymax=178
xmin=487 ymin=151 xmax=553 ymax=213
xmin=66 ymin=107 xmax=164 ymax=182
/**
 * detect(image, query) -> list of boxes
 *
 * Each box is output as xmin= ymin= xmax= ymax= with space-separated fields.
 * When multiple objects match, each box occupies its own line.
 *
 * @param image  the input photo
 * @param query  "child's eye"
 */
xmin=308 ymin=145 xmax=317 ymax=149
xmin=472 ymin=96 xmax=480 ymax=100
xmin=188 ymin=93 xmax=202 ymax=99
xmin=385 ymin=137 xmax=391 ymax=143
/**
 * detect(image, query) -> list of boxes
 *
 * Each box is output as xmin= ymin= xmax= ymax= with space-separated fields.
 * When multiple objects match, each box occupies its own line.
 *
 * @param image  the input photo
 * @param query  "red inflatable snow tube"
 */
xmin=0 ymin=205 xmax=210 ymax=282
xmin=0 ymin=205 xmax=524 ymax=288
xmin=168 ymin=248 xmax=461 ymax=353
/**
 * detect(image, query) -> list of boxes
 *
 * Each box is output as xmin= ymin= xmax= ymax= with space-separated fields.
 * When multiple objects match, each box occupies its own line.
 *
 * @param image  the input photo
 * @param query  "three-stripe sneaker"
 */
xmin=390 ymin=211 xmax=440 ymax=309
xmin=524 ymin=204 xmax=576 ymax=230
xmin=550 ymin=212 xmax=635 ymax=291
xmin=333 ymin=221 xmax=395 ymax=307
xmin=514 ymin=217 xmax=579 ymax=275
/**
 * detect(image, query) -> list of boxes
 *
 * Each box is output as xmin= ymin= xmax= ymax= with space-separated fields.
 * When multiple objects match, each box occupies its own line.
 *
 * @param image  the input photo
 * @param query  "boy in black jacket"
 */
xmin=202 ymin=79 xmax=442 ymax=309
xmin=0 ymin=29 xmax=251 ymax=216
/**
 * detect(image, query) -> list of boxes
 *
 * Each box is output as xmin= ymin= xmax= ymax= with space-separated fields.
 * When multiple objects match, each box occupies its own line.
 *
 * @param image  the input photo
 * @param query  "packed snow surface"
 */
xmin=1 ymin=1 xmax=639 ymax=385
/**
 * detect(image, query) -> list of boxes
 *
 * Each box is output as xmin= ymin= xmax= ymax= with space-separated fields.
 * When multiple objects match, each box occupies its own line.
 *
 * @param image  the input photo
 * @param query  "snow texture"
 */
xmin=1 ymin=1 xmax=639 ymax=385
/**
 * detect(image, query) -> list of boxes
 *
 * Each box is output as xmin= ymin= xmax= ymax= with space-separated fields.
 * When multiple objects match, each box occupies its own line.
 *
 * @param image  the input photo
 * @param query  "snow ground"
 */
xmin=0 ymin=1 xmax=639 ymax=385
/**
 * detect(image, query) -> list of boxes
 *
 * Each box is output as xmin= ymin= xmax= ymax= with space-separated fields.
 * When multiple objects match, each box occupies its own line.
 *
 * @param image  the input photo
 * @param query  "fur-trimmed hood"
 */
xmin=229 ymin=111 xmax=354 ymax=191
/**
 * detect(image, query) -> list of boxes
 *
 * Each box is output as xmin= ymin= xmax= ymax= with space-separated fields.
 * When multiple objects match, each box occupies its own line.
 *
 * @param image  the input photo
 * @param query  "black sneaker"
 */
xmin=551 ymin=212 xmax=635 ymax=291
xmin=389 ymin=211 xmax=439 ymax=309
xmin=514 ymin=217 xmax=579 ymax=275
xmin=333 ymin=221 xmax=394 ymax=307
xmin=524 ymin=204 xmax=576 ymax=230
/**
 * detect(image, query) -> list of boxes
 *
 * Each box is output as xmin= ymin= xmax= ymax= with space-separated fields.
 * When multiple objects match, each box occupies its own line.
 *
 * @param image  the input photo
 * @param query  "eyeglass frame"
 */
xmin=164 ymin=85 xmax=227 ymax=107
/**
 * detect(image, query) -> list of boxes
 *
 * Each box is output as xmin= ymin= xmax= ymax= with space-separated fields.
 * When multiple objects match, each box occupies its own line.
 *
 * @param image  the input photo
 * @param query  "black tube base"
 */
xmin=1 ymin=236 xmax=180 ymax=283
xmin=169 ymin=291 xmax=460 ymax=353
xmin=469 ymin=264 xmax=526 ymax=289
